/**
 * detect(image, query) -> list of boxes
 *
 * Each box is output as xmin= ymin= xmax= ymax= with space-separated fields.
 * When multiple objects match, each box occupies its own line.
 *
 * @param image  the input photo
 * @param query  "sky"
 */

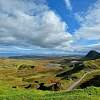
xmin=0 ymin=0 xmax=100 ymax=56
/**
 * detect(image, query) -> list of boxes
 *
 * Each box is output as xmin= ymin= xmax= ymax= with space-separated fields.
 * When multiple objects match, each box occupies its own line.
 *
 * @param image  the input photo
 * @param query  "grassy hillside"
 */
xmin=56 ymin=59 xmax=100 ymax=90
xmin=0 ymin=58 xmax=99 ymax=99
xmin=0 ymin=58 xmax=100 ymax=90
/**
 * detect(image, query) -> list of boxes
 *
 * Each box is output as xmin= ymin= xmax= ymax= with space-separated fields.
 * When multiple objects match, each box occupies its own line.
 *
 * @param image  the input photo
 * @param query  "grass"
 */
xmin=84 ymin=59 xmax=100 ymax=69
xmin=0 ymin=58 xmax=100 ymax=89
xmin=0 ymin=58 xmax=99 ymax=99
xmin=0 ymin=58 xmax=62 ymax=87
xmin=0 ymin=86 xmax=99 ymax=100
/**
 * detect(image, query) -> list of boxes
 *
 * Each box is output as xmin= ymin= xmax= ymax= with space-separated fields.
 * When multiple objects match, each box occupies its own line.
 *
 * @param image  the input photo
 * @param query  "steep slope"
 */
xmin=83 ymin=50 xmax=100 ymax=60
xmin=56 ymin=59 xmax=100 ymax=78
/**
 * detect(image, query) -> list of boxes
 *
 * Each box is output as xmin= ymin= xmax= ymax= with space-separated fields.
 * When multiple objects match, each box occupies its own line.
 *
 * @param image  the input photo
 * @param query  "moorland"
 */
xmin=0 ymin=50 xmax=100 ymax=100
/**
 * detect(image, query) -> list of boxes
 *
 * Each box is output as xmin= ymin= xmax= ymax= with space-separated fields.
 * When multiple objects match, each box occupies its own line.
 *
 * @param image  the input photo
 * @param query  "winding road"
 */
xmin=67 ymin=70 xmax=100 ymax=91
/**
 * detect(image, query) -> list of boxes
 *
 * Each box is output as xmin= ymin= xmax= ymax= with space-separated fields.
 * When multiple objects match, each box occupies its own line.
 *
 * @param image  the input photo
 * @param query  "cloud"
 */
xmin=0 ymin=0 xmax=100 ymax=54
xmin=74 ymin=13 xmax=84 ymax=23
xmin=73 ymin=0 xmax=100 ymax=52
xmin=0 ymin=0 xmax=73 ymax=52
xmin=64 ymin=0 xmax=72 ymax=11
xmin=75 ymin=0 xmax=100 ymax=40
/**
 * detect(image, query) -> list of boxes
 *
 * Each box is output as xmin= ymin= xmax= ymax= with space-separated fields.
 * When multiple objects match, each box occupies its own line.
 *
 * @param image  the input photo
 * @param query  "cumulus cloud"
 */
xmin=0 ymin=0 xmax=100 ymax=54
xmin=64 ymin=0 xmax=72 ymax=11
xmin=0 ymin=0 xmax=73 ymax=52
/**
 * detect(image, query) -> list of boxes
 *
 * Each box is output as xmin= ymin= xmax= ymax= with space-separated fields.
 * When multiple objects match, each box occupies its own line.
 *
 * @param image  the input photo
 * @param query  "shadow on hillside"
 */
xmin=37 ymin=82 xmax=61 ymax=91
xmin=56 ymin=62 xmax=85 ymax=79
xmin=79 ymin=75 xmax=100 ymax=89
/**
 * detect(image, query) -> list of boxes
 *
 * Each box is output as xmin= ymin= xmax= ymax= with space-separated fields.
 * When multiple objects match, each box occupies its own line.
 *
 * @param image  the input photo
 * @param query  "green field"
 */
xmin=0 ymin=86 xmax=99 ymax=100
